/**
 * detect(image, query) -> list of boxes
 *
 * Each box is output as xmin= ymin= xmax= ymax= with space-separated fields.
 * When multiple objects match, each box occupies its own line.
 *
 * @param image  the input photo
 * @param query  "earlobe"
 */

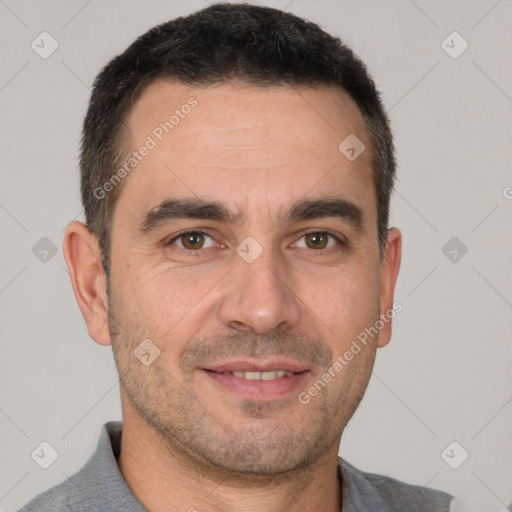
xmin=63 ymin=221 xmax=111 ymax=346
xmin=377 ymin=227 xmax=402 ymax=348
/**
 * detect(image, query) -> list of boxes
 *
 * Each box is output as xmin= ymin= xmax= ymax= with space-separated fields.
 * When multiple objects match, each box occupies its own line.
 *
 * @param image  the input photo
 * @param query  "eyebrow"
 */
xmin=138 ymin=196 xmax=364 ymax=234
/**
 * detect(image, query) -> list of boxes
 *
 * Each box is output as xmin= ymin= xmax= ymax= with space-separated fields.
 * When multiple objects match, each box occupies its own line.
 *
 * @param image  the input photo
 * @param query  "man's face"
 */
xmin=106 ymin=79 xmax=395 ymax=475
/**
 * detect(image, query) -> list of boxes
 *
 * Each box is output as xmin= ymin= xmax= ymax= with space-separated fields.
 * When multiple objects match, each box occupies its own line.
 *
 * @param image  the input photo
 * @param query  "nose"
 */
xmin=218 ymin=245 xmax=301 ymax=335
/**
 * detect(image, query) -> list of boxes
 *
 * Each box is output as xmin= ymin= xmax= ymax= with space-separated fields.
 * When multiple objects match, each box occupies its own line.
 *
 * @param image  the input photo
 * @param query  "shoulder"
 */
xmin=17 ymin=474 xmax=81 ymax=511
xmin=18 ymin=422 xmax=124 ymax=511
xmin=339 ymin=457 xmax=454 ymax=511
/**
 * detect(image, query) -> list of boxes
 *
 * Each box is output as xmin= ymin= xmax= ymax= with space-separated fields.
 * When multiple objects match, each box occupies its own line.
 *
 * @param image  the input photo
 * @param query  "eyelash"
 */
xmin=166 ymin=229 xmax=345 ymax=254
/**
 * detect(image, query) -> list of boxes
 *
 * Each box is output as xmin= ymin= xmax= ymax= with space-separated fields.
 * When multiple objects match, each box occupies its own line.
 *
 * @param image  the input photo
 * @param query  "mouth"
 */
xmin=213 ymin=369 xmax=296 ymax=380
xmin=201 ymin=359 xmax=311 ymax=400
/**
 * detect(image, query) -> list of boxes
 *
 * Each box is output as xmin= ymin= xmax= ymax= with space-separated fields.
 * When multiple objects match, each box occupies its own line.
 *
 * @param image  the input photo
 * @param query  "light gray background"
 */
xmin=0 ymin=1 xmax=510 ymax=511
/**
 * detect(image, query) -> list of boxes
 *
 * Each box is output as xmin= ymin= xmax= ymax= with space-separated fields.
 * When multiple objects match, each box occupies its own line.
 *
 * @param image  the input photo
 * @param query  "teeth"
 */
xmin=229 ymin=370 xmax=294 ymax=380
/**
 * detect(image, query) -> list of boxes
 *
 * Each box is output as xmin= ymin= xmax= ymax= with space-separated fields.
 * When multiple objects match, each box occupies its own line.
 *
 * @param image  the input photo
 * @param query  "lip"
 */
xmin=200 ymin=358 xmax=311 ymax=401
xmin=203 ymin=358 xmax=310 ymax=373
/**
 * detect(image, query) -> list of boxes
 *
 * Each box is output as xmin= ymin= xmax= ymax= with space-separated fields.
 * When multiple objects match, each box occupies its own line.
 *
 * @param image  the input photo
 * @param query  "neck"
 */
xmin=117 ymin=407 xmax=342 ymax=512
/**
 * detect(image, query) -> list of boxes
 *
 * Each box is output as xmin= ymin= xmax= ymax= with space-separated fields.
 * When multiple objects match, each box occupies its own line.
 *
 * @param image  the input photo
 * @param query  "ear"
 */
xmin=63 ymin=221 xmax=111 ymax=346
xmin=377 ymin=227 xmax=402 ymax=348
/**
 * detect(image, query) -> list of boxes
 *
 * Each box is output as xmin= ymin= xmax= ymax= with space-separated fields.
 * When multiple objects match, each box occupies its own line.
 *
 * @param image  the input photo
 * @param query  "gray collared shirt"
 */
xmin=19 ymin=421 xmax=454 ymax=511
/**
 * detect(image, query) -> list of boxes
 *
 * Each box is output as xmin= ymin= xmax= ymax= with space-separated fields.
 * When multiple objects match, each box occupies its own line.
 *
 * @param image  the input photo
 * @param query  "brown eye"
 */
xmin=304 ymin=232 xmax=329 ymax=249
xmin=181 ymin=232 xmax=204 ymax=250
xmin=168 ymin=231 xmax=215 ymax=251
xmin=294 ymin=231 xmax=342 ymax=252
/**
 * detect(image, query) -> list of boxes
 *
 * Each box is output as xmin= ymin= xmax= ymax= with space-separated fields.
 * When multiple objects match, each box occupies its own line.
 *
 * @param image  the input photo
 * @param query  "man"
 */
xmin=20 ymin=3 xmax=454 ymax=511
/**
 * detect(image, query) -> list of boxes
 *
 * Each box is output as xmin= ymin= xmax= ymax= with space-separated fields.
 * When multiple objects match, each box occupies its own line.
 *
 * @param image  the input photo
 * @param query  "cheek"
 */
xmin=311 ymin=268 xmax=381 ymax=343
xmin=119 ymin=267 xmax=215 ymax=343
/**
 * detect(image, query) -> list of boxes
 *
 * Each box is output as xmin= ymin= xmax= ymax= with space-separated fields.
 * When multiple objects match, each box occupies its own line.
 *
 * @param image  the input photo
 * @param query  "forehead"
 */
xmin=115 ymin=78 xmax=375 ymax=227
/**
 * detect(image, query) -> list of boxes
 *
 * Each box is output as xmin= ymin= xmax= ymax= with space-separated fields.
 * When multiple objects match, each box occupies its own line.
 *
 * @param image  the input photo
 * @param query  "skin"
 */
xmin=64 ymin=79 xmax=401 ymax=512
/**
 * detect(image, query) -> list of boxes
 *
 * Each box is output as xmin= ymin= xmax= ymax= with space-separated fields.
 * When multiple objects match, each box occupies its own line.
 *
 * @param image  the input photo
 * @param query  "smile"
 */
xmin=202 ymin=366 xmax=310 ymax=400
xmin=220 ymin=370 xmax=295 ymax=380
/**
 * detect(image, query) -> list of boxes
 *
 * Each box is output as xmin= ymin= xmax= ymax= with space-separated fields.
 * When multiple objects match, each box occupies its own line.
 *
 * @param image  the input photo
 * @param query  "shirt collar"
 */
xmin=76 ymin=421 xmax=146 ymax=510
